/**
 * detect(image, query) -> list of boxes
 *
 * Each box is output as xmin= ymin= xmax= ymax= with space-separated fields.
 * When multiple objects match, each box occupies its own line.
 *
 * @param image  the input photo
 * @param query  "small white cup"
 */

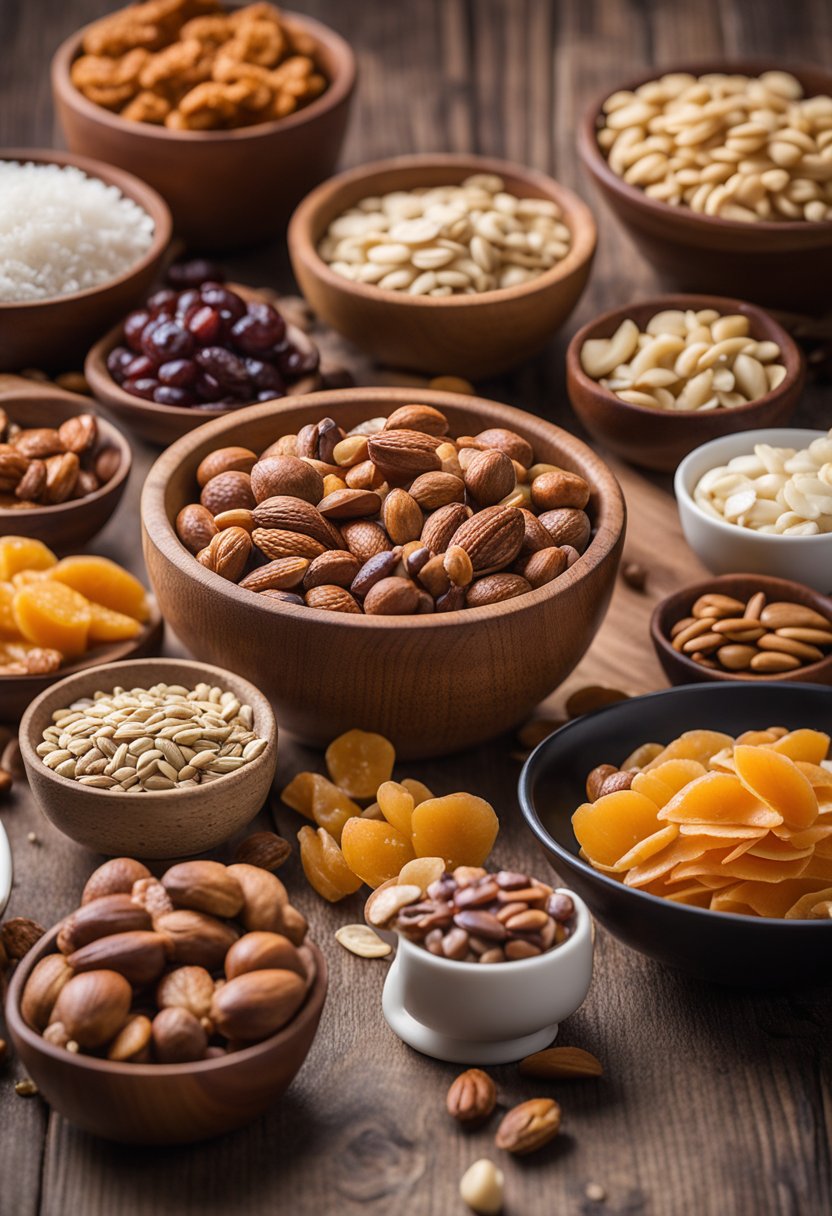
xmin=0 ymin=821 xmax=11 ymax=918
xmin=382 ymin=887 xmax=593 ymax=1064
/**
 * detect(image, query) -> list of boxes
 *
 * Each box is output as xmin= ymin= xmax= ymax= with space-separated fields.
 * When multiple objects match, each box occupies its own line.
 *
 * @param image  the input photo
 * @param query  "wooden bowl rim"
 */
xmin=51 ymin=9 xmax=356 ymax=144
xmin=18 ymin=655 xmax=276 ymax=803
xmin=0 ymin=389 xmax=132 ymax=523
xmin=649 ymin=572 xmax=832 ymax=684
xmin=518 ymin=681 xmax=832 ymax=928
xmin=0 ymin=147 xmax=172 ymax=310
xmin=6 ymin=928 xmax=328 ymax=1076
xmin=288 ymin=152 xmax=598 ymax=308
xmin=141 ymin=386 xmax=626 ymax=628
xmin=675 ymin=425 xmax=832 ymax=548
xmin=565 ymin=292 xmax=806 ymax=426
xmin=578 ymin=59 xmax=832 ymax=238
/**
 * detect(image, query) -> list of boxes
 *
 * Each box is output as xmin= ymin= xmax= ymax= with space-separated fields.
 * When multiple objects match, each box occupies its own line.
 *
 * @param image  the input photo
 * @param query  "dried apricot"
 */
xmin=50 ymin=555 xmax=149 ymax=621
xmin=401 ymin=778 xmax=434 ymax=806
xmin=341 ymin=817 xmax=415 ymax=888
xmin=298 ymin=826 xmax=362 ymax=901
xmin=657 ymin=772 xmax=782 ymax=828
xmin=0 ymin=536 xmax=56 ymax=581
xmin=0 ymin=582 xmax=22 ymax=638
xmin=87 ymin=602 xmax=143 ymax=644
xmin=377 ymin=781 xmax=414 ymax=835
xmin=644 ymin=730 xmax=734 ymax=770
xmin=573 ymin=790 xmax=663 ymax=868
xmin=311 ymin=777 xmax=361 ymax=842
xmin=398 ymin=855 xmax=446 ymax=890
xmin=767 ymin=729 xmax=831 ymax=766
xmin=734 ymin=746 xmax=817 ymax=830
xmin=631 ymin=759 xmax=707 ymax=807
xmin=13 ymin=581 xmax=91 ymax=657
xmin=410 ymin=793 xmax=498 ymax=870
xmin=281 ymin=771 xmax=317 ymax=818
xmin=325 ymin=729 xmax=395 ymax=800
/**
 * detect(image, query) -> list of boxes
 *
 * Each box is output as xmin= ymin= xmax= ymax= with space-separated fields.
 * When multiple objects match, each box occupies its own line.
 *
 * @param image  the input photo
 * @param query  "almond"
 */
xmin=0 ymin=445 xmax=28 ymax=491
xmin=538 ymin=508 xmax=591 ymax=552
xmin=152 ymin=1006 xmax=207 ymax=1063
xmin=95 ymin=446 xmax=121 ymax=483
xmin=209 ymin=968 xmax=306 ymax=1041
xmin=303 ymin=550 xmax=361 ymax=591
xmin=415 ymin=555 xmax=450 ymax=598
xmin=196 ymin=445 xmax=257 ymax=487
xmin=43 ymin=451 xmax=79 ymax=503
xmin=409 ymin=471 xmax=466 ymax=510
xmin=155 ymin=910 xmax=239 ymax=969
xmin=57 ymin=894 xmax=151 ymax=954
xmin=514 ymin=546 xmax=567 ymax=588
xmin=57 ymin=414 xmax=98 ymax=454
xmin=239 ymin=556 xmax=308 ymax=592
xmin=162 ymin=860 xmax=245 ymax=918
xmin=463 ymin=449 xmax=516 ymax=507
xmin=382 ymin=488 xmax=424 ymax=544
xmin=531 ymin=470 xmax=591 ymax=511
xmin=251 ymin=527 xmax=327 ymax=561
xmin=250 ymin=455 xmax=323 ymax=505
xmin=466 ymin=573 xmax=531 ymax=607
xmin=450 ymin=504 xmax=524 ymax=573
xmin=67 ymin=930 xmax=169 ymax=987
xmin=421 ymin=502 xmax=471 ymax=553
xmin=305 ymin=584 xmax=362 ymax=613
xmin=384 ymin=404 xmax=449 ymax=436
xmin=176 ymin=503 xmax=218 ymax=554
xmin=444 ymin=545 xmax=474 ymax=588
xmin=226 ymin=863 xmax=288 ymax=933
xmin=364 ymin=576 xmax=420 ymax=615
xmin=345 ymin=458 xmax=385 ymax=490
xmin=586 ymin=764 xmax=618 ymax=801
xmin=368 ymin=429 xmax=442 ymax=482
xmin=53 ymin=969 xmax=133 ymax=1049
xmin=224 ymin=931 xmax=305 ymax=979
xmin=15 ymin=459 xmax=46 ymax=501
xmin=317 ymin=488 xmax=382 ymax=519
xmin=333 ymin=435 xmax=369 ymax=467
xmin=234 ymin=832 xmax=292 ymax=872
xmin=107 ymin=1013 xmax=152 ymax=1062
xmin=474 ymin=427 xmax=534 ymax=468
xmin=83 ymin=858 xmax=153 ymax=907
xmin=340 ymin=519 xmax=390 ymax=562
xmin=207 ymin=526 xmax=251 ymax=582
xmin=12 ymin=427 xmax=65 ymax=458
xmin=20 ymin=953 xmax=74 ymax=1031
xmin=350 ymin=549 xmax=401 ymax=598
xmin=253 ymin=495 xmax=342 ymax=549
xmin=316 ymin=417 xmax=344 ymax=464
xmin=495 ymin=1098 xmax=561 ymax=1155
xmin=518 ymin=508 xmax=555 ymax=554
xmin=200 ymin=470 xmax=256 ymax=515
xmin=214 ymin=508 xmax=254 ymax=531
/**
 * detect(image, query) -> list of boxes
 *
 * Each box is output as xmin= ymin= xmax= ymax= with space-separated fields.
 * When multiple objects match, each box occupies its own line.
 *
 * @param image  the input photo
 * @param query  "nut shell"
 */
xmin=52 ymin=969 xmax=132 ymax=1049
xmin=162 ymin=860 xmax=245 ymax=919
xmin=67 ymin=930 xmax=169 ymax=987
xmin=20 ymin=953 xmax=74 ymax=1032
xmin=58 ymin=894 xmax=152 ymax=955
xmin=154 ymin=910 xmax=239 ymax=970
xmin=151 ymin=1006 xmax=207 ymax=1063
xmin=209 ymin=968 xmax=306 ymax=1041
xmin=224 ymin=931 xmax=305 ymax=980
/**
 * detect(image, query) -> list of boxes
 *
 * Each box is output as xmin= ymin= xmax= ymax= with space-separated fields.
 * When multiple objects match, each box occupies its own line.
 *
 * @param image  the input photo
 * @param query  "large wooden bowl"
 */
xmin=578 ymin=62 xmax=832 ymax=311
xmin=6 ymin=926 xmax=327 ymax=1144
xmin=140 ymin=388 xmax=625 ymax=758
xmin=565 ymin=295 xmax=805 ymax=472
xmin=0 ymin=148 xmax=171 ymax=371
xmin=288 ymin=154 xmax=597 ymax=377
xmin=18 ymin=657 xmax=276 ymax=858
xmin=0 ymin=375 xmax=132 ymax=550
xmin=51 ymin=10 xmax=356 ymax=252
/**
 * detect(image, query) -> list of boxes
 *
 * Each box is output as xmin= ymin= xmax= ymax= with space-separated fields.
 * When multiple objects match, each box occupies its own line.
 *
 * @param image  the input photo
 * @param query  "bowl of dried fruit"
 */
xmin=141 ymin=387 xmax=625 ymax=758
xmin=5 ymin=856 xmax=327 ymax=1144
xmin=519 ymin=682 xmax=832 ymax=986
xmin=18 ymin=657 xmax=277 ymax=857
xmin=51 ymin=0 xmax=356 ymax=251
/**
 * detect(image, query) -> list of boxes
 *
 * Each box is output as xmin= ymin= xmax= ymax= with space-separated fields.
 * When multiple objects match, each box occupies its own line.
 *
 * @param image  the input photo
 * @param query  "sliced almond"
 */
xmin=334 ymin=924 xmax=392 ymax=959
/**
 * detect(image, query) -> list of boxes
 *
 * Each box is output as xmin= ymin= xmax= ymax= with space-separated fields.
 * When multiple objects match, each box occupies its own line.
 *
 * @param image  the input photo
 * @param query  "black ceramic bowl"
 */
xmin=518 ymin=682 xmax=832 ymax=987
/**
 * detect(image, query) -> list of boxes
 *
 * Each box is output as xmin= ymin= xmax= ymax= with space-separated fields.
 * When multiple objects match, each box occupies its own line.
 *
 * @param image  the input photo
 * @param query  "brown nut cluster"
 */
xmin=174 ymin=404 xmax=594 ymax=615
xmin=19 ymin=854 xmax=313 ymax=1064
xmin=0 ymin=409 xmax=121 ymax=511
xmin=71 ymin=0 xmax=328 ymax=131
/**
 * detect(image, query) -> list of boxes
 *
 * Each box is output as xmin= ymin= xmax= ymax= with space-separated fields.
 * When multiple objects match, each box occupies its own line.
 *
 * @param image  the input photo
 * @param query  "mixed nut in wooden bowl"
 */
xmin=141 ymin=387 xmax=625 ymax=757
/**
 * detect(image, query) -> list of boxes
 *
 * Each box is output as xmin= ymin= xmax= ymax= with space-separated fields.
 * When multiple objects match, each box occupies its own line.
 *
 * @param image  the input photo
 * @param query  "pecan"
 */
xmin=446 ymin=1068 xmax=497 ymax=1126
xmin=1 ymin=917 xmax=46 ymax=961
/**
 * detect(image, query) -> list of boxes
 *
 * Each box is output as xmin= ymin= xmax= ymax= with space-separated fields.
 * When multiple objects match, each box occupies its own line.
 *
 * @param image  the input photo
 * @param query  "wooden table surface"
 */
xmin=2 ymin=2 xmax=831 ymax=1214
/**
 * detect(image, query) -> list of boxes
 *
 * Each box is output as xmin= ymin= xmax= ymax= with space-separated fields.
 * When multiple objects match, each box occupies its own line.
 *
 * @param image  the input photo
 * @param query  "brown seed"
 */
xmin=12 ymin=427 xmax=65 ymax=458
xmin=750 ymin=651 xmax=802 ymax=673
xmin=176 ymin=503 xmax=218 ymax=554
xmin=239 ymin=556 xmax=308 ymax=592
xmin=518 ymin=1045 xmax=604 ymax=1079
xmin=531 ymin=469 xmax=590 ymax=511
xmin=444 ymin=544 xmax=474 ymax=588
xmin=368 ymin=428 xmax=442 ymax=482
xmin=776 ymin=627 xmax=832 ymax=645
xmin=453 ymin=910 xmax=505 ymax=941
xmin=251 ymin=528 xmax=327 ymax=561
xmin=760 ymin=602 xmax=831 ymax=631
xmin=318 ymin=488 xmax=382 ymax=519
xmin=621 ymin=561 xmax=648 ymax=591
xmin=250 ymin=455 xmax=322 ymax=505
xmin=745 ymin=591 xmax=766 ymax=620
xmin=1 ymin=917 xmax=46 ymax=960
xmin=446 ymin=1068 xmax=497 ymax=1125
xmin=504 ymin=939 xmax=542 ymax=959
xmin=671 ymin=616 xmax=718 ymax=651
xmin=14 ymin=459 xmax=46 ymax=502
xmin=514 ymin=546 xmax=567 ymax=588
xmin=305 ymin=585 xmax=362 ymax=613
xmin=234 ymin=832 xmax=292 ymax=871
xmin=421 ymin=501 xmax=471 ymax=553
xmin=495 ymin=1097 xmax=562 ymax=1154
xmin=598 ymin=770 xmax=634 ymax=797
xmin=382 ymin=488 xmax=423 ymax=544
xmin=474 ymin=427 xmax=533 ymax=468
xmin=196 ymin=446 xmax=257 ymax=488
xmin=538 ymin=507 xmax=591 ymax=552
xmin=364 ymin=576 xmax=420 ymax=616
xmin=716 ymin=644 xmax=759 ymax=670
xmin=207 ymin=526 xmax=251 ymax=582
xmin=351 ymin=549 xmax=401 ymax=597
xmin=252 ymin=496 xmax=342 ymax=549
xmin=303 ymin=550 xmax=361 ymax=591
xmin=95 ymin=446 xmax=121 ymax=483
xmin=466 ymin=573 xmax=531 ymax=608
xmin=692 ymin=593 xmax=745 ymax=619
xmin=682 ymin=632 xmax=723 ymax=654
xmin=440 ymin=927 xmax=470 ymax=959
xmin=586 ymin=763 xmax=617 ymax=801
xmin=340 ymin=519 xmax=390 ymax=562
xmin=43 ymin=451 xmax=79 ymax=503
xmin=757 ymin=634 xmax=823 ymax=662
xmin=409 ymin=471 xmax=466 ymax=510
xmin=565 ymin=685 xmax=629 ymax=718
xmin=464 ymin=449 xmax=517 ymax=507
xmin=384 ymin=404 xmax=450 ymax=436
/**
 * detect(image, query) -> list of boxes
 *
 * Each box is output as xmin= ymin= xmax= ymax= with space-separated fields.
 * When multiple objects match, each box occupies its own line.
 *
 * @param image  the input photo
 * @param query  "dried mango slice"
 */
xmin=644 ymin=730 xmax=734 ymax=771
xmin=50 ymin=556 xmax=149 ymax=621
xmin=721 ymin=879 xmax=830 ymax=919
xmin=411 ymin=793 xmax=498 ymax=869
xmin=631 ymin=759 xmax=707 ymax=807
xmin=678 ymin=823 xmax=767 ymax=839
xmin=572 ymin=790 xmax=664 ymax=868
xmin=796 ymin=762 xmax=832 ymax=789
xmin=0 ymin=582 xmax=22 ymax=638
xmin=281 ymin=771 xmax=318 ymax=818
xmin=341 ymin=817 xmax=415 ymax=888
xmin=298 ymin=826 xmax=362 ymax=901
xmin=620 ymin=741 xmax=663 ymax=771
xmin=377 ymin=781 xmax=415 ymax=835
xmin=325 ymin=729 xmax=395 ymax=800
xmin=711 ymin=854 xmax=811 ymax=883
xmin=747 ymin=835 xmax=815 ymax=862
xmin=709 ymin=885 xmax=757 ymax=915
xmin=721 ymin=837 xmax=767 ymax=865
xmin=87 ymin=602 xmax=142 ymax=643
xmin=611 ymin=825 xmax=679 ymax=872
xmin=13 ymin=581 xmax=90 ymax=658
xmin=0 ymin=536 xmax=56 ymax=581
xmin=734 ymin=745 xmax=818 ymax=829
xmin=801 ymin=853 xmax=832 ymax=880
xmin=707 ymin=747 xmax=736 ymax=772
xmin=772 ymin=823 xmax=832 ymax=848
xmin=401 ymin=778 xmax=434 ymax=806
xmin=735 ymin=729 xmax=781 ymax=746
xmin=664 ymin=884 xmax=713 ymax=907
xmin=623 ymin=837 xmax=711 ymax=887
xmin=767 ymin=729 xmax=831 ymax=766
xmin=658 ymin=771 xmax=782 ymax=828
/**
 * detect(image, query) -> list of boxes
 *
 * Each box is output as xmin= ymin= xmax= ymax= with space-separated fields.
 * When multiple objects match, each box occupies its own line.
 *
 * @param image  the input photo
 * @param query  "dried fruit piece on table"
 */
xmin=518 ymin=1045 xmax=604 ymax=1079
xmin=410 ymin=793 xmax=499 ymax=870
xmin=298 ymin=826 xmax=362 ymax=901
xmin=0 ymin=536 xmax=56 ymax=581
xmin=494 ymin=1097 xmax=561 ymax=1154
xmin=49 ymin=555 xmax=149 ymax=621
xmin=340 ymin=817 xmax=415 ymax=888
xmin=325 ymin=728 xmax=396 ymax=800
xmin=311 ymin=776 xmax=361 ymax=841
xmin=447 ymin=1068 xmax=497 ymax=1126
xmin=377 ymin=780 xmax=415 ymax=835
xmin=335 ymin=924 xmax=392 ymax=959
xmin=12 ymin=581 xmax=90 ymax=657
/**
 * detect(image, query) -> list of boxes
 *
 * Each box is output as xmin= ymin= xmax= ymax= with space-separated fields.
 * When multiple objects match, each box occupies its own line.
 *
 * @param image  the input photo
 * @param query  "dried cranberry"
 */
xmin=106 ymin=346 xmax=133 ymax=382
xmin=244 ymin=358 xmax=284 ymax=392
xmin=153 ymin=386 xmax=195 ymax=407
xmin=199 ymin=284 xmax=246 ymax=322
xmin=158 ymin=358 xmax=198 ymax=387
xmin=187 ymin=305 xmax=223 ymax=345
xmin=147 ymin=288 xmax=178 ymax=316
xmin=174 ymin=288 xmax=202 ymax=318
xmin=139 ymin=316 xmax=167 ymax=357
xmin=124 ymin=354 xmax=157 ymax=379
xmin=277 ymin=332 xmax=320 ymax=379
xmin=195 ymin=346 xmax=250 ymax=391
xmin=195 ymin=372 xmax=223 ymax=402
xmin=122 ymin=377 xmax=159 ymax=400
xmin=231 ymin=302 xmax=286 ymax=353
xmin=147 ymin=320 xmax=195 ymax=361
xmin=123 ymin=309 xmax=151 ymax=352
xmin=166 ymin=259 xmax=224 ymax=289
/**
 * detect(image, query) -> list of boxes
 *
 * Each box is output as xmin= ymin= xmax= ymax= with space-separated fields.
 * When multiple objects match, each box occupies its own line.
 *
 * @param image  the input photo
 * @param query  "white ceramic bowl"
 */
xmin=0 ymin=820 xmax=11 ymax=916
xmin=381 ymin=887 xmax=593 ymax=1064
xmin=675 ymin=428 xmax=832 ymax=593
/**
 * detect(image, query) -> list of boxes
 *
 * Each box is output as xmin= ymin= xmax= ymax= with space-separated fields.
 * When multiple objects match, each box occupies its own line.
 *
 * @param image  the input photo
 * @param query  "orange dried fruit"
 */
xmin=13 ymin=580 xmax=91 ymax=657
xmin=0 ymin=582 xmax=22 ymax=638
xmin=50 ymin=555 xmax=149 ymax=621
xmin=325 ymin=729 xmax=395 ymax=800
xmin=311 ymin=777 xmax=361 ymax=842
xmin=401 ymin=778 xmax=434 ymax=806
xmin=644 ymin=730 xmax=734 ymax=770
xmin=281 ymin=771 xmax=317 ymax=818
xmin=767 ymin=729 xmax=831 ymax=766
xmin=733 ymin=745 xmax=818 ymax=830
xmin=87 ymin=602 xmax=143 ymax=643
xmin=340 ymin=817 xmax=415 ymax=888
xmin=377 ymin=781 xmax=414 ymax=835
xmin=397 ymin=856 xmax=446 ymax=891
xmin=0 ymin=536 xmax=56 ymax=581
xmin=572 ymin=790 xmax=664 ymax=868
xmin=631 ymin=759 xmax=707 ymax=807
xmin=611 ymin=824 xmax=679 ymax=871
xmin=657 ymin=772 xmax=782 ymax=829
xmin=298 ymin=826 xmax=362 ymax=901
xmin=410 ymin=793 xmax=498 ymax=870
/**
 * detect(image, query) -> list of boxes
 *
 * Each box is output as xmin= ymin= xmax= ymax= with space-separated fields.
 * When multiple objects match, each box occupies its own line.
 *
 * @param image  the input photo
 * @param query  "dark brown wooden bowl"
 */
xmin=0 ymin=376 xmax=132 ymax=550
xmin=140 ymin=387 xmax=625 ymax=759
xmin=650 ymin=573 xmax=832 ymax=686
xmin=565 ymin=295 xmax=805 ymax=472
xmin=6 ymin=926 xmax=327 ymax=1144
xmin=288 ymin=153 xmax=597 ymax=377
xmin=578 ymin=61 xmax=832 ymax=311
xmin=0 ymin=148 xmax=171 ymax=372
xmin=51 ymin=10 xmax=356 ymax=252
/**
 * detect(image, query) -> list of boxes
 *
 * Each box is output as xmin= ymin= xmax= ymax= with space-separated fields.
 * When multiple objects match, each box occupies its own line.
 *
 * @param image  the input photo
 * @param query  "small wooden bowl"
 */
xmin=18 ymin=658 xmax=276 ymax=858
xmin=0 ymin=148 xmax=171 ymax=372
xmin=288 ymin=153 xmax=597 ymax=377
xmin=565 ymin=295 xmax=805 ymax=472
xmin=650 ymin=573 xmax=832 ymax=686
xmin=0 ymin=600 xmax=164 ymax=726
xmin=6 ymin=925 xmax=327 ymax=1144
xmin=0 ymin=376 xmax=132 ymax=550
xmin=578 ymin=61 xmax=832 ymax=311
xmin=51 ymin=10 xmax=356 ymax=252
xmin=85 ymin=284 xmax=321 ymax=447
xmin=141 ymin=387 xmax=625 ymax=759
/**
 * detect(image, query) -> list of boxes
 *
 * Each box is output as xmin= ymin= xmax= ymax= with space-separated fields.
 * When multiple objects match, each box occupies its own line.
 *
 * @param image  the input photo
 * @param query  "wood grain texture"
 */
xmin=1 ymin=1 xmax=830 ymax=1213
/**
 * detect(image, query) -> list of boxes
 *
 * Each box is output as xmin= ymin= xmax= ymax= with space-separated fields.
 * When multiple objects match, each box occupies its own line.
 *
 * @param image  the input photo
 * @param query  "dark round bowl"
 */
xmin=565 ymin=294 xmax=805 ymax=473
xmin=518 ymin=682 xmax=832 ymax=987
xmin=578 ymin=61 xmax=832 ymax=311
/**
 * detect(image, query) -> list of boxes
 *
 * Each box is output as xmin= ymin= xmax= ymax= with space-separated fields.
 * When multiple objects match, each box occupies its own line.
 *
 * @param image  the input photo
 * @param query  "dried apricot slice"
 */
xmin=325 ymin=729 xmax=395 ymax=800
xmin=644 ymin=730 xmax=734 ymax=770
xmin=87 ymin=602 xmax=143 ymax=644
xmin=785 ymin=884 xmax=832 ymax=919
xmin=311 ymin=777 xmax=361 ymax=842
xmin=50 ymin=556 xmax=149 ymax=621
xmin=572 ymin=790 xmax=663 ymax=868
xmin=0 ymin=536 xmax=56 ymax=581
xmin=733 ymin=745 xmax=818 ymax=830
xmin=658 ymin=772 xmax=782 ymax=828
xmin=623 ymin=837 xmax=714 ymax=887
xmin=767 ymin=729 xmax=831 ymax=766
xmin=0 ymin=582 xmax=22 ymax=638
xmin=298 ymin=826 xmax=362 ymax=901
xmin=631 ymin=759 xmax=707 ymax=807
xmin=410 ymin=793 xmax=498 ymax=870
xmin=281 ymin=771 xmax=317 ymax=818
xmin=377 ymin=781 xmax=414 ymax=835
xmin=401 ymin=777 xmax=434 ymax=806
xmin=341 ymin=817 xmax=415 ymax=888
xmin=13 ymin=581 xmax=91 ymax=657
xmin=611 ymin=824 xmax=679 ymax=871
xmin=398 ymin=856 xmax=446 ymax=891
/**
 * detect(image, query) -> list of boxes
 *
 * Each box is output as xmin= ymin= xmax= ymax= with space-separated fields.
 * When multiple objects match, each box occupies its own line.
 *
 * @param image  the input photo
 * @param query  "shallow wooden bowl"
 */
xmin=650 ymin=573 xmax=832 ymax=687
xmin=565 ymin=295 xmax=805 ymax=472
xmin=578 ymin=61 xmax=832 ymax=311
xmin=519 ymin=682 xmax=832 ymax=986
xmin=288 ymin=153 xmax=597 ymax=377
xmin=140 ymin=387 xmax=625 ymax=759
xmin=0 ymin=600 xmax=164 ymax=726
xmin=6 ymin=926 xmax=327 ymax=1144
xmin=51 ymin=10 xmax=356 ymax=252
xmin=0 ymin=148 xmax=171 ymax=372
xmin=18 ymin=657 xmax=276 ymax=857
xmin=0 ymin=375 xmax=132 ymax=549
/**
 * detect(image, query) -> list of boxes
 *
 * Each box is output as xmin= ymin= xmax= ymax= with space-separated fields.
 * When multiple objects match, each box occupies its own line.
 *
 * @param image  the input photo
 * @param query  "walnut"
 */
xmin=222 ymin=18 xmax=286 ymax=68
xmin=175 ymin=78 xmax=271 ymax=129
xmin=71 ymin=48 xmax=149 ymax=109
xmin=180 ymin=14 xmax=233 ymax=45
xmin=121 ymin=89 xmax=171 ymax=123
xmin=139 ymin=38 xmax=214 ymax=98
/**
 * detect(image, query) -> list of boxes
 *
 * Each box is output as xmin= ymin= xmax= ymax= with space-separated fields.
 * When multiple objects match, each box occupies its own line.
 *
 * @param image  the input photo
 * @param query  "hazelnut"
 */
xmin=151 ymin=1007 xmax=207 ymax=1064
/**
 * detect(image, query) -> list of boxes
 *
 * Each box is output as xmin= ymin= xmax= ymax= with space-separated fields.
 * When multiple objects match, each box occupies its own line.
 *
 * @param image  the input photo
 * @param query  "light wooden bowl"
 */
xmin=288 ymin=153 xmax=597 ymax=377
xmin=0 ymin=148 xmax=171 ymax=371
xmin=6 ymin=926 xmax=327 ymax=1144
xmin=565 ymin=295 xmax=805 ymax=473
xmin=18 ymin=658 xmax=276 ymax=858
xmin=0 ymin=375 xmax=132 ymax=549
xmin=51 ymin=10 xmax=356 ymax=252
xmin=578 ymin=61 xmax=832 ymax=311
xmin=651 ymin=573 xmax=832 ymax=686
xmin=140 ymin=388 xmax=625 ymax=759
